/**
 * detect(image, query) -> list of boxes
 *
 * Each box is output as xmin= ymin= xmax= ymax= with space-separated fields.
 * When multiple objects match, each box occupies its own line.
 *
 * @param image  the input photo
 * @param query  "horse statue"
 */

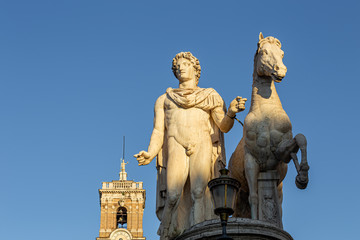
xmin=228 ymin=33 xmax=309 ymax=226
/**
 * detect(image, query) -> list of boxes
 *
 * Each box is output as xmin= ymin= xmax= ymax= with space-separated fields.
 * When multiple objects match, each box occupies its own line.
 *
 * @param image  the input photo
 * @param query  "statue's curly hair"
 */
xmin=172 ymin=52 xmax=201 ymax=85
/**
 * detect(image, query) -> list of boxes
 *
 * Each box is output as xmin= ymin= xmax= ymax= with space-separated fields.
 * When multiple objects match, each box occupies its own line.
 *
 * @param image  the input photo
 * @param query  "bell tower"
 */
xmin=97 ymin=159 xmax=146 ymax=240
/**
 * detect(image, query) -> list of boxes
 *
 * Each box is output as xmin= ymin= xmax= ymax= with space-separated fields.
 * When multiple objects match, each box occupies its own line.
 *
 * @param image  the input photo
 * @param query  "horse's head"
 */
xmin=255 ymin=32 xmax=287 ymax=82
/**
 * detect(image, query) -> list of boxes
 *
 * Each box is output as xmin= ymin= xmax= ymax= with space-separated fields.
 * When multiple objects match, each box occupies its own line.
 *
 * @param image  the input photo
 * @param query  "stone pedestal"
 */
xmin=258 ymin=170 xmax=282 ymax=228
xmin=175 ymin=218 xmax=293 ymax=240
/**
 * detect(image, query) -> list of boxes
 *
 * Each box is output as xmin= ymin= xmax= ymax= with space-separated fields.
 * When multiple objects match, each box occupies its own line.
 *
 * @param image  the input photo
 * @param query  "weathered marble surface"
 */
xmin=258 ymin=171 xmax=282 ymax=228
xmin=228 ymin=33 xmax=309 ymax=227
xmin=175 ymin=218 xmax=293 ymax=240
xmin=134 ymin=52 xmax=246 ymax=240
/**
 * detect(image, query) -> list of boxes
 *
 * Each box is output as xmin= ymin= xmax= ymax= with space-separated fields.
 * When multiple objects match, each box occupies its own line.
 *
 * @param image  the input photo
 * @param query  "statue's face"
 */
xmin=175 ymin=58 xmax=195 ymax=81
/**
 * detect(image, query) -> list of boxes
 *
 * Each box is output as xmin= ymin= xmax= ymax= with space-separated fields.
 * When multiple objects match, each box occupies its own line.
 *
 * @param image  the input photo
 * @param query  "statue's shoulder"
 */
xmin=204 ymin=88 xmax=223 ymax=99
xmin=199 ymin=87 xmax=218 ymax=93
xmin=158 ymin=92 xmax=167 ymax=99
xmin=207 ymin=87 xmax=219 ymax=94
xmin=165 ymin=87 xmax=173 ymax=94
xmin=154 ymin=93 xmax=167 ymax=107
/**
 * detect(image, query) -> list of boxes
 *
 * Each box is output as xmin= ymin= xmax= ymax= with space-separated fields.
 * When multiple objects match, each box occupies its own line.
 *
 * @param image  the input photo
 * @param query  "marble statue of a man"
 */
xmin=134 ymin=52 xmax=246 ymax=239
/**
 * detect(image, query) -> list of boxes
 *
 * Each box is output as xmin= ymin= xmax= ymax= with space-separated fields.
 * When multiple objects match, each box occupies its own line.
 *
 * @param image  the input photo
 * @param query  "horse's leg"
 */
xmin=244 ymin=150 xmax=259 ymax=219
xmin=277 ymin=182 xmax=283 ymax=222
xmin=275 ymin=136 xmax=298 ymax=164
xmin=293 ymin=134 xmax=309 ymax=189
xmin=276 ymin=161 xmax=287 ymax=224
xmin=276 ymin=134 xmax=309 ymax=189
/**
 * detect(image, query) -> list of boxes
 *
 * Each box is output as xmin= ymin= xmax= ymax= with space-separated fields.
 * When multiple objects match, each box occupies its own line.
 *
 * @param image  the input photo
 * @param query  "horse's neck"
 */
xmin=250 ymin=74 xmax=283 ymax=112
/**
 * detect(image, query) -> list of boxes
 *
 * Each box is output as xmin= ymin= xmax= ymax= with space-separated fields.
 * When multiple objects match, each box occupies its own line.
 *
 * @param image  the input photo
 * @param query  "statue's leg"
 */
xmin=244 ymin=149 xmax=260 ymax=220
xmin=275 ymin=138 xmax=298 ymax=164
xmin=275 ymin=134 xmax=309 ymax=189
xmin=277 ymin=181 xmax=283 ymax=220
xmin=276 ymin=162 xmax=287 ymax=222
xmin=294 ymin=134 xmax=309 ymax=189
xmin=159 ymin=137 xmax=189 ymax=239
xmin=189 ymin=139 xmax=212 ymax=226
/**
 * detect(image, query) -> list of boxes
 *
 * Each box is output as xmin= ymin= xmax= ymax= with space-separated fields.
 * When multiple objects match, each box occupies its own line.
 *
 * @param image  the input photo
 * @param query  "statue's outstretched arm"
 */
xmin=134 ymin=94 xmax=166 ymax=165
xmin=212 ymin=96 xmax=247 ymax=133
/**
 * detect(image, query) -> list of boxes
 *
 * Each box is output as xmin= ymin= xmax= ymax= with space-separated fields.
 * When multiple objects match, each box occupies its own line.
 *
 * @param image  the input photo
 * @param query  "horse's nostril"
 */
xmin=275 ymin=65 xmax=280 ymax=71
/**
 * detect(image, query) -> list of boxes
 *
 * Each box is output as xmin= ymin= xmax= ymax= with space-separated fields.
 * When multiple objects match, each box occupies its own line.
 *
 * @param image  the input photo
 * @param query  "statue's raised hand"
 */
xmin=228 ymin=96 xmax=247 ymax=117
xmin=134 ymin=151 xmax=152 ymax=166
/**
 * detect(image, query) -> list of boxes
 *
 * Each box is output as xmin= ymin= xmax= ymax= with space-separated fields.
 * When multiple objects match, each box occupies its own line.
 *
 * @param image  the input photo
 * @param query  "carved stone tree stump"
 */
xmin=258 ymin=170 xmax=283 ymax=229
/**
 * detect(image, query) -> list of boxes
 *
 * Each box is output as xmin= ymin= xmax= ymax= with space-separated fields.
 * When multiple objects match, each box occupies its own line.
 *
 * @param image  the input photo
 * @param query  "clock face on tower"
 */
xmin=110 ymin=229 xmax=132 ymax=240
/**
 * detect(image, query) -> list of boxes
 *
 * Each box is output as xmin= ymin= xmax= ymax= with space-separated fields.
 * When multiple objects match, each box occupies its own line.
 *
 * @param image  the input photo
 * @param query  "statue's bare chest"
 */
xmin=163 ymin=97 xmax=211 ymax=132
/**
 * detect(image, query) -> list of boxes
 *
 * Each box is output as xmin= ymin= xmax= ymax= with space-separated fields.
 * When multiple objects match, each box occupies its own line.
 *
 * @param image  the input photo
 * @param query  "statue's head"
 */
xmin=172 ymin=52 xmax=201 ymax=85
xmin=255 ymin=32 xmax=287 ymax=82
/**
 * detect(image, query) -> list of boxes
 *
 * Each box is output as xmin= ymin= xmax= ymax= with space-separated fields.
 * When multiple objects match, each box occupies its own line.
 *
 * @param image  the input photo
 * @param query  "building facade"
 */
xmin=97 ymin=160 xmax=146 ymax=240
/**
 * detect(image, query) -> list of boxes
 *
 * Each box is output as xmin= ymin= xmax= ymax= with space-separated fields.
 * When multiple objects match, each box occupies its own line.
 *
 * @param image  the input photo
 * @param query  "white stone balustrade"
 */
xmin=102 ymin=181 xmax=143 ymax=189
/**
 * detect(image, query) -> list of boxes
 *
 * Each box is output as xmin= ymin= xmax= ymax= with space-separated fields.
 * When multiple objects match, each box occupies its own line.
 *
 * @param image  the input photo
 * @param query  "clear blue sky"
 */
xmin=1 ymin=1 xmax=359 ymax=239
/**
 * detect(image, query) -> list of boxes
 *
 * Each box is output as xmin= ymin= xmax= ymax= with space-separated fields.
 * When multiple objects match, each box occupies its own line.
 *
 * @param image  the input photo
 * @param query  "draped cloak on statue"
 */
xmin=155 ymin=87 xmax=227 ymax=237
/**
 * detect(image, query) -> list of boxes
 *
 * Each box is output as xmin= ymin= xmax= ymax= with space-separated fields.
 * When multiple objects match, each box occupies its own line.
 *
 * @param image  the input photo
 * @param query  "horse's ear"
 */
xmin=259 ymin=32 xmax=264 ymax=40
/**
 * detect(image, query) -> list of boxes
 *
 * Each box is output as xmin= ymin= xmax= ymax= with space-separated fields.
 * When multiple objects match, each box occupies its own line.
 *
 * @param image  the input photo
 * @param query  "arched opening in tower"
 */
xmin=116 ymin=207 xmax=127 ymax=228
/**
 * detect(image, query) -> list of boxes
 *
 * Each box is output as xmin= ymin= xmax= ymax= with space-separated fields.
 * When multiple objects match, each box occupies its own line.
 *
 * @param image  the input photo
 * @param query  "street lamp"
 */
xmin=208 ymin=169 xmax=240 ymax=240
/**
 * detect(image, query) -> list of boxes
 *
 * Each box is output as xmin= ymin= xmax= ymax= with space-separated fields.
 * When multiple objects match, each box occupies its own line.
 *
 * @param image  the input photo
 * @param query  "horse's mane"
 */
xmin=257 ymin=37 xmax=281 ymax=53
xmin=253 ymin=36 xmax=282 ymax=64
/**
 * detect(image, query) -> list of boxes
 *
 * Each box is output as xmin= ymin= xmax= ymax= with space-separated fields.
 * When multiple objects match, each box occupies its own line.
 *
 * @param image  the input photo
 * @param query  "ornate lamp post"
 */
xmin=208 ymin=169 xmax=240 ymax=240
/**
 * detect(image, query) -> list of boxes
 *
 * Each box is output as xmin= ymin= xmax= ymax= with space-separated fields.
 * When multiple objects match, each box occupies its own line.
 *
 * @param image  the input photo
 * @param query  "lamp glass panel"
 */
xmin=210 ymin=183 xmax=238 ymax=210
xmin=210 ymin=184 xmax=225 ymax=209
xmin=226 ymin=185 xmax=237 ymax=209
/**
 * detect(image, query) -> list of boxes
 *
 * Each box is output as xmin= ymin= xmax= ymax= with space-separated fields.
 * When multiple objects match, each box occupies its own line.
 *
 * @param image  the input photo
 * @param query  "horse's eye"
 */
xmin=262 ymin=49 xmax=268 ymax=55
